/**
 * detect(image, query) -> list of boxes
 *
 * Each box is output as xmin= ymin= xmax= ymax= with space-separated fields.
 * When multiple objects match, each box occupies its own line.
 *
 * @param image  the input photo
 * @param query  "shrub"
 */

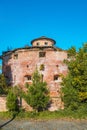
xmin=6 ymin=89 xmax=19 ymax=112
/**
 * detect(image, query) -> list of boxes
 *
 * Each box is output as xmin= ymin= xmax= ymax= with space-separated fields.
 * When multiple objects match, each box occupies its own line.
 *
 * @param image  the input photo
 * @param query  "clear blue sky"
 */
xmin=0 ymin=0 xmax=87 ymax=55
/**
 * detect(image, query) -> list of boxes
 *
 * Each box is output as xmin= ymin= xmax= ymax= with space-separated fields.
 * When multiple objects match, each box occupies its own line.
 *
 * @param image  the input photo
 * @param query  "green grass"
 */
xmin=0 ymin=111 xmax=13 ymax=119
xmin=0 ymin=109 xmax=87 ymax=120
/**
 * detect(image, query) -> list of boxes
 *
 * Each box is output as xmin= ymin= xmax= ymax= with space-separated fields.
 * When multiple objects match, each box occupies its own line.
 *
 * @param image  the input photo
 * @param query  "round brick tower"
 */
xmin=31 ymin=36 xmax=56 ymax=47
xmin=1 ymin=36 xmax=68 ymax=111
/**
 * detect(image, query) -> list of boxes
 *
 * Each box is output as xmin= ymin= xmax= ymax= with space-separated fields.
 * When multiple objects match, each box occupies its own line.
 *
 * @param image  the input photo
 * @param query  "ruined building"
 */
xmin=1 ymin=36 xmax=68 ymax=111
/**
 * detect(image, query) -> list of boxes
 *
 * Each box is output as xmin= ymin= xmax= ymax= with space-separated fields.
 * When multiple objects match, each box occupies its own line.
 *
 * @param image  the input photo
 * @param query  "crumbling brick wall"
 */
xmin=0 ymin=96 xmax=7 ymax=111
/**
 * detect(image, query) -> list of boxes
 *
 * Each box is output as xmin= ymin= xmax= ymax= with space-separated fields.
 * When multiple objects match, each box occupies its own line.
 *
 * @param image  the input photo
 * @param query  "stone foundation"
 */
xmin=0 ymin=96 xmax=7 ymax=112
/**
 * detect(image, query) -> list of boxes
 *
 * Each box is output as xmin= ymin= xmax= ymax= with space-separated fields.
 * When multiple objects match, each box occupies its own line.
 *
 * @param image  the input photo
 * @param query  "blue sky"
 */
xmin=0 ymin=0 xmax=87 ymax=55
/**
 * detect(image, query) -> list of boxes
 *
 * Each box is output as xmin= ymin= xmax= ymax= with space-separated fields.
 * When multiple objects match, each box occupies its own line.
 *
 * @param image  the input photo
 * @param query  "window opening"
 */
xmin=37 ymin=42 xmax=39 ymax=45
xmin=39 ymin=52 xmax=46 ymax=57
xmin=54 ymin=75 xmax=59 ymax=81
xmin=24 ymin=75 xmax=31 ymax=81
xmin=45 ymin=42 xmax=48 ymax=45
xmin=27 ymin=65 xmax=29 ymax=68
xmin=56 ymin=65 xmax=59 ymax=67
xmin=14 ymin=54 xmax=18 ymax=59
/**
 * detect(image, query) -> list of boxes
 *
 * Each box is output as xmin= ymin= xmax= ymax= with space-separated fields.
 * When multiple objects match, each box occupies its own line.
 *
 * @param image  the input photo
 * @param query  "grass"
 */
xmin=0 ymin=109 xmax=87 ymax=120
xmin=0 ymin=111 xmax=12 ymax=119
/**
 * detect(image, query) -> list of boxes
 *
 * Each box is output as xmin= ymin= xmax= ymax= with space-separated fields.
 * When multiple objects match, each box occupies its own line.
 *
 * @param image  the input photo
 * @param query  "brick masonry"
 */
xmin=0 ymin=96 xmax=7 ymax=111
xmin=1 ymin=37 xmax=68 ymax=111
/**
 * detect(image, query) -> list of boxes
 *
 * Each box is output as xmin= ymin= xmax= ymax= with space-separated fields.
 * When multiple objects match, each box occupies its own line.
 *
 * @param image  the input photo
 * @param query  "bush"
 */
xmin=6 ymin=89 xmax=19 ymax=112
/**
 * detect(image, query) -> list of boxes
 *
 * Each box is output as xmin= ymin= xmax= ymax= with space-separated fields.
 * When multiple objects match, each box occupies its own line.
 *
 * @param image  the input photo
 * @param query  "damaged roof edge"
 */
xmin=1 ymin=46 xmax=66 ymax=57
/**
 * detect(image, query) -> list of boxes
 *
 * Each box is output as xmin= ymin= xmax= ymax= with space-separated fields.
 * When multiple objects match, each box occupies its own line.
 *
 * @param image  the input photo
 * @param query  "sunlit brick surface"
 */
xmin=2 ymin=37 xmax=68 ymax=111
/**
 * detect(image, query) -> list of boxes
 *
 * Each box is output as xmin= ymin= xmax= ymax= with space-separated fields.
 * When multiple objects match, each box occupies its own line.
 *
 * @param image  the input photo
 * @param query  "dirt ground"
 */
xmin=0 ymin=119 xmax=87 ymax=130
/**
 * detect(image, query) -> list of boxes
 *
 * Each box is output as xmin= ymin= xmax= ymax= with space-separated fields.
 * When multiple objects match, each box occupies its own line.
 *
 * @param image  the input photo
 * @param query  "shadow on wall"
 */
xmin=4 ymin=63 xmax=13 ymax=86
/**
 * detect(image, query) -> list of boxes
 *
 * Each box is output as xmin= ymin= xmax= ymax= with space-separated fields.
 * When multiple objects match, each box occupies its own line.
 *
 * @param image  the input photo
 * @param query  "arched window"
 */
xmin=24 ymin=75 xmax=31 ymax=81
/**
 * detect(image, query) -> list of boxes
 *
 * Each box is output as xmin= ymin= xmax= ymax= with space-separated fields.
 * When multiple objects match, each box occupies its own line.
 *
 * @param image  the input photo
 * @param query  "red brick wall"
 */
xmin=2 ymin=47 xmax=67 ymax=111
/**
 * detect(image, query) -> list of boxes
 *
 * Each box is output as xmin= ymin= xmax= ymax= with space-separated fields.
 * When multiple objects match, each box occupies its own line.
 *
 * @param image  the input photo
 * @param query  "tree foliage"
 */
xmin=6 ymin=87 xmax=20 ymax=112
xmin=0 ymin=65 xmax=2 ymax=70
xmin=0 ymin=74 xmax=7 ymax=94
xmin=26 ymin=69 xmax=50 ymax=112
xmin=62 ymin=44 xmax=87 ymax=110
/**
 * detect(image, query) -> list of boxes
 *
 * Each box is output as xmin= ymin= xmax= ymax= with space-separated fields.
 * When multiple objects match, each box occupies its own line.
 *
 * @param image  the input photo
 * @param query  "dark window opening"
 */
xmin=24 ymin=75 xmax=31 ymax=81
xmin=27 ymin=65 xmax=29 ymax=68
xmin=37 ymin=42 xmax=39 ymax=45
xmin=14 ymin=54 xmax=18 ymax=59
xmin=45 ymin=42 xmax=48 ymax=45
xmin=39 ymin=52 xmax=46 ymax=57
xmin=54 ymin=75 xmax=59 ymax=81
xmin=56 ymin=65 xmax=59 ymax=67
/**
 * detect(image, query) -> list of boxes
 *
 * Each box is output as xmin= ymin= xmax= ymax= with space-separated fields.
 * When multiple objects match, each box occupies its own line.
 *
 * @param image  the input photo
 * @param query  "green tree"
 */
xmin=26 ymin=69 xmax=50 ymax=112
xmin=0 ymin=65 xmax=2 ymax=70
xmin=62 ymin=44 xmax=87 ymax=110
xmin=6 ymin=88 xmax=19 ymax=112
xmin=0 ymin=74 xmax=7 ymax=94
